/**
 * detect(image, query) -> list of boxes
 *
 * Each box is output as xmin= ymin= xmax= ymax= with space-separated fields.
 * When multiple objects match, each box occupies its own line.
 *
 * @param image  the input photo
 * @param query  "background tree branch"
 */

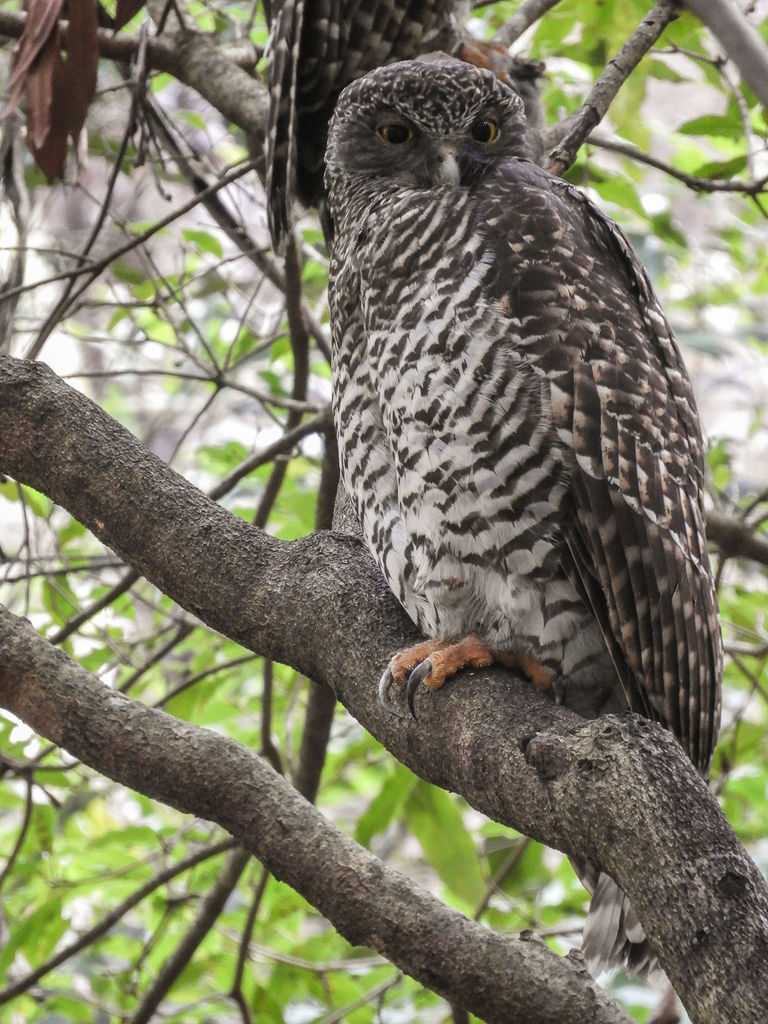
xmin=682 ymin=0 xmax=768 ymax=110
xmin=0 ymin=10 xmax=268 ymax=146
xmin=546 ymin=0 xmax=680 ymax=174
xmin=0 ymin=603 xmax=632 ymax=1024
xmin=2 ymin=354 xmax=768 ymax=1023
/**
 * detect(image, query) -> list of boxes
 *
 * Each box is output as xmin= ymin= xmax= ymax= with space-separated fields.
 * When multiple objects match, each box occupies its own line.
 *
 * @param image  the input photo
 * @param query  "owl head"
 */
xmin=324 ymin=57 xmax=531 ymax=193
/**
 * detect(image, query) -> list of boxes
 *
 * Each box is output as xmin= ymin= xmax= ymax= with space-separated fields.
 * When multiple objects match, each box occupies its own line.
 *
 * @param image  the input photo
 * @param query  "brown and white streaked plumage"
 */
xmin=324 ymin=58 xmax=722 ymax=976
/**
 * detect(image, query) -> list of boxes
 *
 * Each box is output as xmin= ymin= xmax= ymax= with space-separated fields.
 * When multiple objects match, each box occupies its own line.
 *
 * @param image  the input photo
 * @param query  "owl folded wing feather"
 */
xmin=559 ymin=184 xmax=721 ymax=774
xmin=484 ymin=160 xmax=721 ymax=772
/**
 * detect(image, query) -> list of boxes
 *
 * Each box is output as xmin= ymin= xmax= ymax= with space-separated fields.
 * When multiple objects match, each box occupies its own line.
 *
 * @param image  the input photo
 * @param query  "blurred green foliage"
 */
xmin=1 ymin=1 xmax=767 ymax=1022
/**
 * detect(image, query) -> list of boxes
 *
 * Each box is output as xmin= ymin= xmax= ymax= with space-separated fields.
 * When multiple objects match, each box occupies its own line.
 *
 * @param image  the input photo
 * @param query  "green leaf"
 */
xmin=0 ymin=895 xmax=67 ymax=975
xmin=647 ymin=58 xmax=685 ymax=83
xmin=404 ymin=781 xmax=486 ymax=907
xmin=356 ymin=763 xmax=417 ymax=846
xmin=588 ymin=170 xmax=645 ymax=218
xmin=679 ymin=113 xmax=744 ymax=140
xmin=31 ymin=803 xmax=57 ymax=856
xmin=20 ymin=484 xmax=52 ymax=517
xmin=691 ymin=154 xmax=748 ymax=180
xmin=183 ymin=228 xmax=223 ymax=258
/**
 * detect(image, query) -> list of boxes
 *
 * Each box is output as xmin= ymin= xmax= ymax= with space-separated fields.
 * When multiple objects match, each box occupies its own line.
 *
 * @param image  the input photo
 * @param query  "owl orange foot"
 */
xmin=378 ymin=636 xmax=555 ymax=717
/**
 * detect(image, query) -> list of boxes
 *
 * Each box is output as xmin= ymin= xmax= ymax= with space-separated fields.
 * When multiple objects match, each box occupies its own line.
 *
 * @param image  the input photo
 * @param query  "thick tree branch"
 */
xmin=682 ymin=0 xmax=768 ymax=111
xmin=1 ymin=354 xmax=768 ymax=1023
xmin=0 ymin=604 xmax=630 ymax=1024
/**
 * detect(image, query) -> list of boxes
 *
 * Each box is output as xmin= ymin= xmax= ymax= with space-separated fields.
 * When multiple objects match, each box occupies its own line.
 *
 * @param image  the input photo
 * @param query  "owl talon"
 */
xmin=406 ymin=659 xmax=434 ymax=716
xmin=378 ymin=666 xmax=401 ymax=714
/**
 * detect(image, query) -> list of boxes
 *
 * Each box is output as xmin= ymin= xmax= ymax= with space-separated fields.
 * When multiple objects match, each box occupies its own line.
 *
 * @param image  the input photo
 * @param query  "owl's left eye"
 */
xmin=470 ymin=118 xmax=499 ymax=143
xmin=377 ymin=123 xmax=414 ymax=144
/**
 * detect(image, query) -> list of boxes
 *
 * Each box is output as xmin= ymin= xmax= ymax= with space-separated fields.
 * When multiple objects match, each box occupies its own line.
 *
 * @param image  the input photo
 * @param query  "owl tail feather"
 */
xmin=577 ymin=864 xmax=663 ymax=981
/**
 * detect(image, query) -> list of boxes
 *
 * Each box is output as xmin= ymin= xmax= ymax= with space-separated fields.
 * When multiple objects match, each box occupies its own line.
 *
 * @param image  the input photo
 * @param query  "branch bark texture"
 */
xmin=1 ymin=356 xmax=767 ymax=1023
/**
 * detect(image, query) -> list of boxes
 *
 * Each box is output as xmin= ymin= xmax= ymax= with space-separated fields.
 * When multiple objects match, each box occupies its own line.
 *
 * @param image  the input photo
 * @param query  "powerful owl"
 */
xmin=324 ymin=58 xmax=722 ymax=975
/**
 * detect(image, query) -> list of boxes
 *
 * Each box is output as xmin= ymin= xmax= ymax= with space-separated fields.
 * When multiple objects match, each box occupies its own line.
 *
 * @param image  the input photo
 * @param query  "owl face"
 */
xmin=324 ymin=58 xmax=529 ymax=191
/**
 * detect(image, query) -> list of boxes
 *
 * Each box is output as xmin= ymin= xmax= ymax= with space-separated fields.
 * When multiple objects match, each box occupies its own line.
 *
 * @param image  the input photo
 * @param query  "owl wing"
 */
xmin=481 ymin=159 xmax=721 ymax=772
xmin=266 ymin=0 xmax=460 ymax=249
xmin=265 ymin=0 xmax=304 ymax=253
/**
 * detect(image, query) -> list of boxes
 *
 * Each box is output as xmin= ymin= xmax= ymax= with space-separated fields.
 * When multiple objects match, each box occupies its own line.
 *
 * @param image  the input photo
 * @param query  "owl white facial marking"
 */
xmin=435 ymin=142 xmax=460 ymax=185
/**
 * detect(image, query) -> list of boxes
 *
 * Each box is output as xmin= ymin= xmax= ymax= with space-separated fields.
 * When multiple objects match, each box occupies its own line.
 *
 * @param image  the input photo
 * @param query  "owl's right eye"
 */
xmin=377 ymin=123 xmax=414 ymax=144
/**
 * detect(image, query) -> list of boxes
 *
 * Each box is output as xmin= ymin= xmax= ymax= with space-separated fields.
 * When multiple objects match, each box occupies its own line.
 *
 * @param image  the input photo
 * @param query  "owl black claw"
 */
xmin=378 ymin=666 xmax=406 ymax=718
xmin=406 ymin=659 xmax=433 ymax=716
xmin=378 ymin=666 xmax=394 ymax=706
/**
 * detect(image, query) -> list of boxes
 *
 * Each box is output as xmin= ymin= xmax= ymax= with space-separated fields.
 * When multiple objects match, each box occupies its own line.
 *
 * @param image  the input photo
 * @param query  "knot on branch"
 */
xmin=521 ymin=730 xmax=574 ymax=781
xmin=717 ymin=868 xmax=749 ymax=899
xmin=521 ymin=713 xmax=635 ymax=783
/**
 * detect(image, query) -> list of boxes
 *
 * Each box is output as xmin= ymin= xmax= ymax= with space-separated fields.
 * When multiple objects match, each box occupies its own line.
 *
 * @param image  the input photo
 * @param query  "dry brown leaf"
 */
xmin=4 ymin=0 xmax=66 ymax=117
xmin=61 ymin=0 xmax=99 ymax=139
xmin=25 ymin=22 xmax=68 ymax=180
xmin=6 ymin=0 xmax=100 ymax=180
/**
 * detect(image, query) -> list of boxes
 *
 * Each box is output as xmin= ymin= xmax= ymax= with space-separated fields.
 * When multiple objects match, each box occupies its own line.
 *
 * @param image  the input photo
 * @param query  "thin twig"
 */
xmin=473 ymin=837 xmax=532 ymax=921
xmin=48 ymin=569 xmax=140 ymax=645
xmin=683 ymin=0 xmax=768 ymax=110
xmin=492 ymin=0 xmax=564 ymax=48
xmin=0 ymin=159 xmax=261 ymax=308
xmin=118 ymin=621 xmax=196 ymax=693
xmin=0 ymin=837 xmax=238 ymax=1007
xmin=253 ymin=235 xmax=311 ymax=529
xmin=0 ymin=774 xmax=33 ymax=893
xmin=588 ymin=132 xmax=768 ymax=195
xmin=229 ymin=866 xmax=270 ymax=1024
xmin=128 ymin=846 xmax=252 ymax=1024
xmin=209 ymin=406 xmax=332 ymax=502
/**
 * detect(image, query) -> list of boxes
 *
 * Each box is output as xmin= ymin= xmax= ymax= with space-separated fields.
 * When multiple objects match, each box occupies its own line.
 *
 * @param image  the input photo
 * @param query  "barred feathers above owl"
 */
xmin=265 ymin=0 xmax=544 ymax=249
xmin=324 ymin=58 xmax=722 ymax=977
xmin=266 ymin=0 xmax=461 ymax=249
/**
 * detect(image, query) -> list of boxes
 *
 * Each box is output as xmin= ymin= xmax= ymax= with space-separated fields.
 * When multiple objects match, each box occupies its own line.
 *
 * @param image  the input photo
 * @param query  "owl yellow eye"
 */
xmin=470 ymin=118 xmax=499 ymax=143
xmin=377 ymin=123 xmax=414 ymax=144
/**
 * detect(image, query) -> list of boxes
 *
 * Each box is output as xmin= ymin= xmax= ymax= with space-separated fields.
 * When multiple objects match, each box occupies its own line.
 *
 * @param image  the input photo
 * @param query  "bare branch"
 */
xmin=546 ymin=0 xmax=680 ymax=176
xmin=0 ymin=836 xmax=237 ymax=1006
xmin=0 ymin=10 xmax=267 ymax=143
xmin=588 ymin=131 xmax=768 ymax=196
xmin=707 ymin=508 xmax=768 ymax=566
xmin=0 ymin=159 xmax=260 ymax=307
xmin=1 ymin=354 xmax=768 ymax=1023
xmin=491 ymin=0 xmax=564 ymax=48
xmin=129 ymin=847 xmax=253 ymax=1024
xmin=293 ymin=433 xmax=341 ymax=804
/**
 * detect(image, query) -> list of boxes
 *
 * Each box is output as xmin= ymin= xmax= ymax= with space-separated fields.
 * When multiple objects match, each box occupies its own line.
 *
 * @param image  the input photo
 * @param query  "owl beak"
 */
xmin=434 ymin=142 xmax=461 ymax=186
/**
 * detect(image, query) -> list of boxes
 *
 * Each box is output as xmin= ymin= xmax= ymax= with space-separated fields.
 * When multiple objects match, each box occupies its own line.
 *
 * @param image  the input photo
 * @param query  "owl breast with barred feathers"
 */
xmin=324 ymin=57 xmax=722 ymax=976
